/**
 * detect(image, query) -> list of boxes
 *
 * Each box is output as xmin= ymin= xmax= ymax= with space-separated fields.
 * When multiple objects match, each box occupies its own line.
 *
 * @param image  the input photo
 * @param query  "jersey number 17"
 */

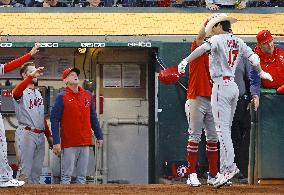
xmin=228 ymin=49 xmax=239 ymax=67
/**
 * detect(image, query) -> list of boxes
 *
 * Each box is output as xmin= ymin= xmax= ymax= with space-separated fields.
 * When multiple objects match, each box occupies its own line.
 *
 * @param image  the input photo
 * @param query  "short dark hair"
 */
xmin=214 ymin=20 xmax=231 ymax=32
xmin=20 ymin=62 xmax=35 ymax=77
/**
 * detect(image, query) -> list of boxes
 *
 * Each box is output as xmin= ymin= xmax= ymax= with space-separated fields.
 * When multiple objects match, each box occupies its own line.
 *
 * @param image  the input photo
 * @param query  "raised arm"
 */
xmin=3 ymin=45 xmax=40 ymax=74
xmin=12 ymin=67 xmax=44 ymax=100
xmin=178 ymin=14 xmax=221 ymax=74
xmin=12 ymin=76 xmax=33 ymax=100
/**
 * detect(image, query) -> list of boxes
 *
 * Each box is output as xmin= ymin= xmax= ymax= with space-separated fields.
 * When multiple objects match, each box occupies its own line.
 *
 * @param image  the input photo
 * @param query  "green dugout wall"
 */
xmin=259 ymin=94 xmax=284 ymax=178
xmin=250 ymin=92 xmax=284 ymax=184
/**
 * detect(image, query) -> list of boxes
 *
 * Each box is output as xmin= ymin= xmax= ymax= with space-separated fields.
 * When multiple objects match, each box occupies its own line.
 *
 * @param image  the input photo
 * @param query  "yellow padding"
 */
xmin=0 ymin=13 xmax=283 ymax=36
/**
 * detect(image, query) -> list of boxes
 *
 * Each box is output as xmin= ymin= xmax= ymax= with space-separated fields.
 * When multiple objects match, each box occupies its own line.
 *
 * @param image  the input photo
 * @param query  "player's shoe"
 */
xmin=214 ymin=168 xmax=239 ymax=188
xmin=213 ymin=172 xmax=224 ymax=187
xmin=0 ymin=179 xmax=25 ymax=188
xmin=207 ymin=172 xmax=220 ymax=185
xmin=186 ymin=173 xmax=201 ymax=187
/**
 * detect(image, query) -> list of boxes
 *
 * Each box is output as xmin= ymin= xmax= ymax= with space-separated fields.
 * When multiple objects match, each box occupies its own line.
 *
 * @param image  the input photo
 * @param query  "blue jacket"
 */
xmin=50 ymin=86 xmax=103 ymax=148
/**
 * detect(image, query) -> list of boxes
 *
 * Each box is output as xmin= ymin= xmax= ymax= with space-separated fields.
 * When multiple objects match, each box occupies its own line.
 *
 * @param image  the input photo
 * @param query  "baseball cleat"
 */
xmin=212 ymin=172 xmax=224 ymax=187
xmin=214 ymin=179 xmax=227 ymax=188
xmin=207 ymin=172 xmax=220 ymax=185
xmin=214 ymin=168 xmax=239 ymax=188
xmin=0 ymin=179 xmax=25 ymax=188
xmin=186 ymin=173 xmax=201 ymax=187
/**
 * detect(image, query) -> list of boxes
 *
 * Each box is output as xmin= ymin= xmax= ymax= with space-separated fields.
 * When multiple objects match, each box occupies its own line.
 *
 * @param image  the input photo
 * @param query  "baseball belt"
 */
xmin=24 ymin=126 xmax=45 ymax=134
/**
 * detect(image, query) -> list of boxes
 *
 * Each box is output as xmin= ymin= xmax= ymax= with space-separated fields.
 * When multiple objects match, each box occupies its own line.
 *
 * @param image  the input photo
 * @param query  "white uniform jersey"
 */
xmin=0 ymin=64 xmax=4 ymax=75
xmin=13 ymin=88 xmax=45 ymax=129
xmin=206 ymin=33 xmax=254 ymax=79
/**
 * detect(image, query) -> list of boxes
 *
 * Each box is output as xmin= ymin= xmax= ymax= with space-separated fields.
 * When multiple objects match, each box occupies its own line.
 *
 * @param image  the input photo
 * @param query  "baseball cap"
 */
xmin=257 ymin=30 xmax=273 ymax=44
xmin=62 ymin=67 xmax=80 ymax=80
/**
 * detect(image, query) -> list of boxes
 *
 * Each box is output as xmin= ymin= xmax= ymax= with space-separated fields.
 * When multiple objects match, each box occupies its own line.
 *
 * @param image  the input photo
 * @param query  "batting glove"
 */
xmin=178 ymin=59 xmax=188 ymax=74
xmin=259 ymin=70 xmax=273 ymax=81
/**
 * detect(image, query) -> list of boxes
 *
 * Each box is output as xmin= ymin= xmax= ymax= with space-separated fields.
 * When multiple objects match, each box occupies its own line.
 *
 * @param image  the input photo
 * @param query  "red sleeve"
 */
xmin=44 ymin=117 xmax=52 ymax=138
xmin=4 ymin=53 xmax=31 ymax=73
xmin=190 ymin=41 xmax=198 ymax=52
xmin=12 ymin=75 xmax=33 ymax=99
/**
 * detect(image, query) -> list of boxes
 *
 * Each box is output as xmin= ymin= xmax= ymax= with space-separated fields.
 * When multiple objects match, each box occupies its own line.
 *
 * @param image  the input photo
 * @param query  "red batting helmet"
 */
xmin=158 ymin=66 xmax=183 ymax=85
xmin=277 ymin=84 xmax=284 ymax=94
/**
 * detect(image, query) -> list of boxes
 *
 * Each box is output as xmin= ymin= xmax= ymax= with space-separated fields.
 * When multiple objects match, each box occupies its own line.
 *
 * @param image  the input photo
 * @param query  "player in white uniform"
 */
xmin=177 ymin=13 xmax=273 ymax=188
xmin=12 ymin=63 xmax=53 ymax=184
xmin=0 ymin=43 xmax=39 ymax=187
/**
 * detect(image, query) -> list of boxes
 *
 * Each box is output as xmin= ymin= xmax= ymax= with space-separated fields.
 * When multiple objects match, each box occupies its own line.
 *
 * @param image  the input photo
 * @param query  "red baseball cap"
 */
xmin=62 ymin=67 xmax=80 ymax=80
xmin=257 ymin=30 xmax=273 ymax=44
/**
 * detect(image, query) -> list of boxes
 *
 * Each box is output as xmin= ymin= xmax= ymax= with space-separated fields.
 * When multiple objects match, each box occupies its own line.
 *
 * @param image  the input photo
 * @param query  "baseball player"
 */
xmin=12 ymin=62 xmax=53 ymax=184
xmin=185 ymin=16 xmax=219 ymax=187
xmin=0 ymin=42 xmax=39 ymax=187
xmin=51 ymin=67 xmax=103 ymax=184
xmin=177 ymin=13 xmax=273 ymax=188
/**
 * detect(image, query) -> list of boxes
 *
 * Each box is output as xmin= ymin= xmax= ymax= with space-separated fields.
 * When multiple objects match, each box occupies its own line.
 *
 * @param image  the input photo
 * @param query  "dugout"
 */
xmin=1 ymin=7 xmax=284 ymax=184
xmin=2 ymin=39 xmax=284 ymax=184
xmin=0 ymin=38 xmax=192 ymax=184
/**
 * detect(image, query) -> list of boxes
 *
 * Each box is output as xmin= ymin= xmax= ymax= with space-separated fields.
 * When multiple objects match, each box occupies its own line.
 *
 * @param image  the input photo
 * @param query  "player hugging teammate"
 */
xmin=175 ymin=13 xmax=273 ymax=188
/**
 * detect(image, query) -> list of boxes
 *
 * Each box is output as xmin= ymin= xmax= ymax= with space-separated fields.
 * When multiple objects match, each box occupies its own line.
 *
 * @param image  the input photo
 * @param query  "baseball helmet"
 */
xmin=158 ymin=66 xmax=183 ymax=85
xmin=277 ymin=84 xmax=284 ymax=94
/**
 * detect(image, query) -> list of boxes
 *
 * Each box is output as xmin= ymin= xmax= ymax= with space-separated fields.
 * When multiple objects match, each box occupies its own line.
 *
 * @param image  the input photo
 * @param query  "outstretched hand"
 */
xmin=178 ymin=59 xmax=188 ymax=74
xmin=30 ymin=67 xmax=44 ymax=78
xmin=29 ymin=44 xmax=40 ymax=56
xmin=259 ymin=70 xmax=273 ymax=81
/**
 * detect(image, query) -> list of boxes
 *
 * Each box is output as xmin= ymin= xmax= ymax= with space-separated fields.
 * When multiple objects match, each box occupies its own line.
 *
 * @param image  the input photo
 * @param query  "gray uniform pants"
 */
xmin=185 ymin=97 xmax=218 ymax=143
xmin=211 ymin=77 xmax=239 ymax=173
xmin=15 ymin=127 xmax=45 ymax=184
xmin=0 ymin=115 xmax=13 ymax=182
xmin=61 ymin=146 xmax=89 ymax=184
